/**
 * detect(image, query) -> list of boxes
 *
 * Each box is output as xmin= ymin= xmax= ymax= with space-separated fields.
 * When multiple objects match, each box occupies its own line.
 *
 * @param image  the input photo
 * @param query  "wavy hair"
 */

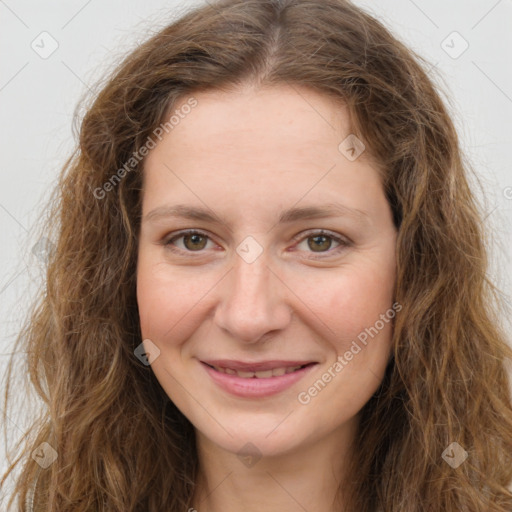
xmin=2 ymin=0 xmax=512 ymax=510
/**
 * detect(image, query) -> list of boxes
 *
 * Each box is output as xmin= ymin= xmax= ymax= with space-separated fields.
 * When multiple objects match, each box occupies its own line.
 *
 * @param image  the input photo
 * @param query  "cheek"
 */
xmin=292 ymin=266 xmax=396 ymax=422
xmin=294 ymin=262 xmax=396 ymax=347
xmin=136 ymin=258 xmax=205 ymax=346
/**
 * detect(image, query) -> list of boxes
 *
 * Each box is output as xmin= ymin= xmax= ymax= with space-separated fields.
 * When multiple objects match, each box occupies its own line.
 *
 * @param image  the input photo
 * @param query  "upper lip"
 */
xmin=201 ymin=359 xmax=317 ymax=371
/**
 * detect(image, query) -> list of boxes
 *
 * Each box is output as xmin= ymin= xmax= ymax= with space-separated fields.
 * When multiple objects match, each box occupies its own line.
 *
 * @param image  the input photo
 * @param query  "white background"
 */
xmin=1 ymin=0 xmax=511 ymax=505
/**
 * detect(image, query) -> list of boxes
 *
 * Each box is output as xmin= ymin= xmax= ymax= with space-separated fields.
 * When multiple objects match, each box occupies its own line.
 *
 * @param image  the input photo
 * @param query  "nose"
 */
xmin=213 ymin=252 xmax=292 ymax=344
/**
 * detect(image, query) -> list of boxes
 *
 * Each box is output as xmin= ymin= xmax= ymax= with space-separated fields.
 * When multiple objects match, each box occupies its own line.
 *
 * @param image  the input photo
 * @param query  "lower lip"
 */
xmin=201 ymin=362 xmax=317 ymax=398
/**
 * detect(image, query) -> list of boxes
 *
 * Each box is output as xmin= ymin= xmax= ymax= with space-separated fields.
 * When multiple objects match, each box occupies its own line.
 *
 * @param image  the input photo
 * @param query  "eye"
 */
xmin=292 ymin=229 xmax=351 ymax=259
xmin=164 ymin=230 xmax=215 ymax=254
xmin=162 ymin=229 xmax=351 ymax=259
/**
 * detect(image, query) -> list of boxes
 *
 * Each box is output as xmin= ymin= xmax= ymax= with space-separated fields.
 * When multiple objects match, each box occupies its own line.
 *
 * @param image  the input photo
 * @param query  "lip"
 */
xmin=200 ymin=360 xmax=318 ymax=398
xmin=201 ymin=359 xmax=316 ymax=372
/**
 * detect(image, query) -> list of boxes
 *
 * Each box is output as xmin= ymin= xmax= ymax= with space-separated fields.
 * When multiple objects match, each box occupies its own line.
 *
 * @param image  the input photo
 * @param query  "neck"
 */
xmin=191 ymin=417 xmax=359 ymax=512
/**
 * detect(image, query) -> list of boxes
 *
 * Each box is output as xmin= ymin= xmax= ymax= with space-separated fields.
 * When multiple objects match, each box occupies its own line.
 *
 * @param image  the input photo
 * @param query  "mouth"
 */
xmin=202 ymin=361 xmax=315 ymax=378
xmin=200 ymin=359 xmax=318 ymax=398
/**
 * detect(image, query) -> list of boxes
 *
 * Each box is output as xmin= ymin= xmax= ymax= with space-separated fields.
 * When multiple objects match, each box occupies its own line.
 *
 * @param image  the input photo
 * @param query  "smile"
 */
xmin=200 ymin=360 xmax=318 ymax=398
xmin=206 ymin=363 xmax=311 ymax=378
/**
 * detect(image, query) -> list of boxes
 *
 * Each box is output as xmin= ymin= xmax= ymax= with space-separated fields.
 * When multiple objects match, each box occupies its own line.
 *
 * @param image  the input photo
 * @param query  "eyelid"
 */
xmin=162 ymin=228 xmax=351 ymax=258
xmin=163 ymin=229 xmax=218 ymax=256
xmin=289 ymin=229 xmax=351 ymax=259
xmin=290 ymin=228 xmax=351 ymax=245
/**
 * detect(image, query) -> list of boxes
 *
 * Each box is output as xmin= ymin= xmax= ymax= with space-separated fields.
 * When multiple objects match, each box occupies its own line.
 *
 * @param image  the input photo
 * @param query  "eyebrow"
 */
xmin=143 ymin=203 xmax=369 ymax=229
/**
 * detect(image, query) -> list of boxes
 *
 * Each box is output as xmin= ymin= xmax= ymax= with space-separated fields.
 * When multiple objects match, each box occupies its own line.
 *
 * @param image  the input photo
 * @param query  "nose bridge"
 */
xmin=232 ymin=253 xmax=271 ymax=307
xmin=213 ymin=248 xmax=291 ymax=343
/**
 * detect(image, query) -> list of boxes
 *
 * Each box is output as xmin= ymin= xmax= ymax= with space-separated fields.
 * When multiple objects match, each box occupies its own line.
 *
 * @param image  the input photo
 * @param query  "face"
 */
xmin=136 ymin=85 xmax=398 ymax=458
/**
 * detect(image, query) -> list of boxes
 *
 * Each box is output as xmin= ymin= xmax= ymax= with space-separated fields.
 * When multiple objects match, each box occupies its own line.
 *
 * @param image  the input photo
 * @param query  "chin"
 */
xmin=198 ymin=421 xmax=305 ymax=459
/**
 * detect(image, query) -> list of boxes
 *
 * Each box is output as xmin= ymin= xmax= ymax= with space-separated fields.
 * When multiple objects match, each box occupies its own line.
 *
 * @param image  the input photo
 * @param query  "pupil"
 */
xmin=186 ymin=234 xmax=206 ymax=250
xmin=309 ymin=235 xmax=330 ymax=252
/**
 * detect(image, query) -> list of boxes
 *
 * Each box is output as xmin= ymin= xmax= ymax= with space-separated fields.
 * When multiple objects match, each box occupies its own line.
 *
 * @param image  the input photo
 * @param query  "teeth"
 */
xmin=254 ymin=370 xmax=273 ymax=378
xmin=212 ymin=364 xmax=305 ymax=378
xmin=237 ymin=370 xmax=256 ymax=378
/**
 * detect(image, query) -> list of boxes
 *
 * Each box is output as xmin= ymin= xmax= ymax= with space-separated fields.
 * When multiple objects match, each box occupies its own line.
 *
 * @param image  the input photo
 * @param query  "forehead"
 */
xmin=142 ymin=85 xmax=387 ymax=225
xmin=146 ymin=85 xmax=375 ymax=181
xmin=164 ymin=85 xmax=351 ymax=156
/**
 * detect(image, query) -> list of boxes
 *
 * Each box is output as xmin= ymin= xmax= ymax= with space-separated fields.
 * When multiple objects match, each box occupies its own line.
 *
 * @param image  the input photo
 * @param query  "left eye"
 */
xmin=163 ymin=229 xmax=350 ymax=258
xmin=293 ymin=230 xmax=349 ymax=255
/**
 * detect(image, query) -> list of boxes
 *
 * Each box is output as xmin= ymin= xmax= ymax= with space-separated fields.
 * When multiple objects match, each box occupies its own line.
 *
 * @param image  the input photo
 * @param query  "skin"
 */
xmin=136 ymin=84 xmax=398 ymax=512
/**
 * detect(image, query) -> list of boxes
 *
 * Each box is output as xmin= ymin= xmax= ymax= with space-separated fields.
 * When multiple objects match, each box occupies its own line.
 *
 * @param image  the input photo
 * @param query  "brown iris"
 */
xmin=183 ymin=233 xmax=208 ymax=251
xmin=307 ymin=235 xmax=332 ymax=252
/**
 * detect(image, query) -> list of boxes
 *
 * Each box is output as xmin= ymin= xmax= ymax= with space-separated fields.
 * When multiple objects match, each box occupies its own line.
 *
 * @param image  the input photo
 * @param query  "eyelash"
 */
xmin=162 ymin=229 xmax=351 ymax=260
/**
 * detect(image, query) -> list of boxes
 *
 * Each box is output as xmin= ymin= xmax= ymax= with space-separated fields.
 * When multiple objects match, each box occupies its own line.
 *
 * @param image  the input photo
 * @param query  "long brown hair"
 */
xmin=2 ymin=0 xmax=512 ymax=510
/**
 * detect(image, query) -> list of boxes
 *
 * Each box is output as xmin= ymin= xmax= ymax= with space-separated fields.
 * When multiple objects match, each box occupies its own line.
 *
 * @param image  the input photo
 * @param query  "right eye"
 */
xmin=163 ymin=230 xmax=216 ymax=254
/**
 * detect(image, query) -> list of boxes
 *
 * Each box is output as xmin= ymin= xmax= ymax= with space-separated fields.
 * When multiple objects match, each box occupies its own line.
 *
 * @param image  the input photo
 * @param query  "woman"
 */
xmin=2 ymin=0 xmax=512 ymax=510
